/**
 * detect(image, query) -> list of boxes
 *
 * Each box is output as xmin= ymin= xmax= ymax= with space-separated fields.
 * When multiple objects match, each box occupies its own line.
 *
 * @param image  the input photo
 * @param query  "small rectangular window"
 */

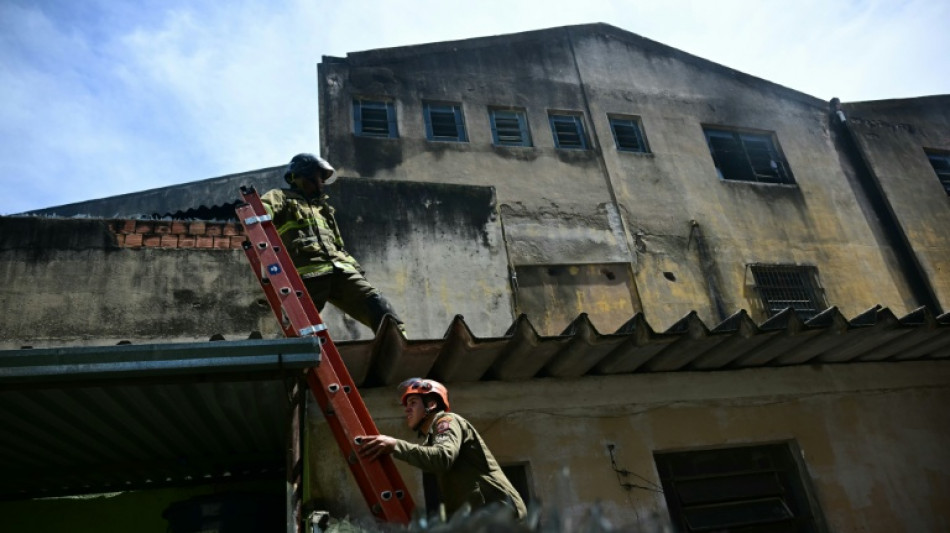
xmin=549 ymin=113 xmax=588 ymax=150
xmin=609 ymin=115 xmax=649 ymax=153
xmin=490 ymin=108 xmax=532 ymax=147
xmin=750 ymin=264 xmax=826 ymax=320
xmin=353 ymin=99 xmax=397 ymax=138
xmin=655 ymin=442 xmax=827 ymax=533
xmin=424 ymin=102 xmax=467 ymax=142
xmin=924 ymin=149 xmax=950 ymax=195
xmin=705 ymin=127 xmax=794 ymax=184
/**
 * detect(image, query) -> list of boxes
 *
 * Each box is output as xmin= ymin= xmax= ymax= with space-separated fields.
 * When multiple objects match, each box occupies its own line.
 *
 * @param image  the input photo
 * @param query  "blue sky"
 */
xmin=2 ymin=0 xmax=948 ymax=214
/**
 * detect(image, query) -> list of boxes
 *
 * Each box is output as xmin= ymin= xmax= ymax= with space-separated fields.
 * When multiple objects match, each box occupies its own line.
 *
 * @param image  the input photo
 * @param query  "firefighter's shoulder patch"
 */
xmin=435 ymin=416 xmax=453 ymax=434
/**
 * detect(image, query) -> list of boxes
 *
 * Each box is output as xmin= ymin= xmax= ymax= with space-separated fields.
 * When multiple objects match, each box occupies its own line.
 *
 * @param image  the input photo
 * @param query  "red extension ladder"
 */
xmin=236 ymin=186 xmax=414 ymax=524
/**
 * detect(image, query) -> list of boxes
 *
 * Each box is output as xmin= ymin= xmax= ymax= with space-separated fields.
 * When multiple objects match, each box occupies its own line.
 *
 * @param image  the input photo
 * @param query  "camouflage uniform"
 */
xmin=393 ymin=410 xmax=527 ymax=519
xmin=260 ymin=187 xmax=400 ymax=332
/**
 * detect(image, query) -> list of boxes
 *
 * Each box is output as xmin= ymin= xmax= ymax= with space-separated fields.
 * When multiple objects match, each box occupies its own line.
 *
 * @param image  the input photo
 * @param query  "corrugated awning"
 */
xmin=0 ymin=337 xmax=321 ymax=501
xmin=346 ymin=305 xmax=950 ymax=387
xmin=1 ymin=305 xmax=948 ymax=501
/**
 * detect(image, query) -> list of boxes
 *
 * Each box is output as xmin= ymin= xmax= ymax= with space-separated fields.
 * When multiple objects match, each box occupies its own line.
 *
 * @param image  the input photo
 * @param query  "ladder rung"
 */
xmin=243 ymin=214 xmax=272 ymax=225
xmin=299 ymin=324 xmax=327 ymax=336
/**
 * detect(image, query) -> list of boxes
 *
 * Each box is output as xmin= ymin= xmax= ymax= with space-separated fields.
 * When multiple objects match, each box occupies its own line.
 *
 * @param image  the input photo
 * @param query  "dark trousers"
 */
xmin=303 ymin=270 xmax=402 ymax=333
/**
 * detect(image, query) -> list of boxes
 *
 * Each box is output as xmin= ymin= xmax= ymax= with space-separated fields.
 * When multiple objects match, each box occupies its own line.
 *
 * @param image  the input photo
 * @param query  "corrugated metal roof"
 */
xmin=20 ymin=167 xmax=284 ymax=220
xmin=349 ymin=305 xmax=950 ymax=387
xmin=1 ymin=306 xmax=947 ymax=501
xmin=0 ymin=338 xmax=321 ymax=500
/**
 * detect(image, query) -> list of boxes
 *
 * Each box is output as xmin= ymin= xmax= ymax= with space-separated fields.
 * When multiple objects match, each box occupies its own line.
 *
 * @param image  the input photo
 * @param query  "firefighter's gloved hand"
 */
xmin=358 ymin=434 xmax=397 ymax=461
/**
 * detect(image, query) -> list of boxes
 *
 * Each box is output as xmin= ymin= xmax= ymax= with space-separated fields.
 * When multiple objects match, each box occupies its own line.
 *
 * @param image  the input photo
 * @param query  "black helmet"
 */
xmin=284 ymin=153 xmax=336 ymax=185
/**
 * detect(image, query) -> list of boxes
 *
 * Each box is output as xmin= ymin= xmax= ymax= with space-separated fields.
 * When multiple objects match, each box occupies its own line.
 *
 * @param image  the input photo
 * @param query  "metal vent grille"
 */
xmin=750 ymin=264 xmax=826 ymax=320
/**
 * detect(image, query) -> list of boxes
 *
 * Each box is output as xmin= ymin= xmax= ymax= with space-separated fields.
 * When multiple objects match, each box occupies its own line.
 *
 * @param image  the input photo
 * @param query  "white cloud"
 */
xmin=1 ymin=0 xmax=948 ymax=214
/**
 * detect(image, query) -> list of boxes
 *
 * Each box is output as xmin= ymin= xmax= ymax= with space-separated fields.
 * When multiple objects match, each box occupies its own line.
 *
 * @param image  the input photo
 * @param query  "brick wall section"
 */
xmin=108 ymin=220 xmax=246 ymax=249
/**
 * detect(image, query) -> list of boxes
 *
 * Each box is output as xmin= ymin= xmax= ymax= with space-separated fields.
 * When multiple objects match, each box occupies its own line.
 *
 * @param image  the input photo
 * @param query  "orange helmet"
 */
xmin=399 ymin=378 xmax=450 ymax=411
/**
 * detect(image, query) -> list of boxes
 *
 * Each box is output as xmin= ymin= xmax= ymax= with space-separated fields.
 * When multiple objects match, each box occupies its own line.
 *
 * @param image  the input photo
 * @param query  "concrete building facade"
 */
xmin=1 ymin=23 xmax=948 ymax=533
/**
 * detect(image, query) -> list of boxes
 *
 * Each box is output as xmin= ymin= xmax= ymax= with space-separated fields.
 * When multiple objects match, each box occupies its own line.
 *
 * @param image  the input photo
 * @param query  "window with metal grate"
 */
xmin=353 ymin=99 xmax=397 ymax=138
xmin=750 ymin=264 xmax=826 ymax=320
xmin=490 ymin=108 xmax=531 ymax=147
xmin=655 ymin=442 xmax=827 ymax=533
xmin=609 ymin=116 xmax=649 ymax=153
xmin=549 ymin=113 xmax=587 ymax=149
xmin=424 ymin=102 xmax=468 ymax=142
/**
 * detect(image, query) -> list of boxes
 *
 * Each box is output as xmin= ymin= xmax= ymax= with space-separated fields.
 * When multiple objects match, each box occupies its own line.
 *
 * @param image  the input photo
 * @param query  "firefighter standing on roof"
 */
xmin=358 ymin=378 xmax=527 ymax=519
xmin=260 ymin=153 xmax=405 ymax=334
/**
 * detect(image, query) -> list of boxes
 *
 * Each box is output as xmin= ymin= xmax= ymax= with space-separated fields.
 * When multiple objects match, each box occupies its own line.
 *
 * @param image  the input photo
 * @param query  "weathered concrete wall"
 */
xmin=319 ymin=28 xmax=633 ymax=287
xmin=0 ymin=217 xmax=274 ymax=348
xmin=568 ymin=29 xmax=912 ymax=326
xmin=319 ymin=24 xmax=938 ymax=332
xmin=306 ymin=362 xmax=950 ymax=531
xmin=843 ymin=97 xmax=950 ymax=313
xmin=0 ymin=179 xmax=512 ymax=348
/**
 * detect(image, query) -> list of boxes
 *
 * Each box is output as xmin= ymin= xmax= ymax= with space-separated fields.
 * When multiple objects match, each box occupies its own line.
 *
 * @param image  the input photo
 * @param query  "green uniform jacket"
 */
xmin=259 ymin=188 xmax=361 ymax=278
xmin=392 ymin=411 xmax=527 ymax=519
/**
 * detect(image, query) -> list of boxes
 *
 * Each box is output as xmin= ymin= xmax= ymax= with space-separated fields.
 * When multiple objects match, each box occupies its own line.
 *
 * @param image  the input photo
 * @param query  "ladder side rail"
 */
xmin=306 ymin=365 xmax=411 ymax=522
xmin=241 ymin=218 xmax=409 ymax=522
xmin=306 ymin=369 xmax=400 ymax=521
xmin=238 ymin=235 xmax=297 ymax=338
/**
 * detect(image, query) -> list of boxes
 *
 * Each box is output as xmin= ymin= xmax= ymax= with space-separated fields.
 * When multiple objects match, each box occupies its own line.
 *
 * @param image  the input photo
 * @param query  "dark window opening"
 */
xmin=353 ymin=99 xmax=397 ymax=138
xmin=705 ymin=128 xmax=794 ymax=184
xmin=423 ymin=463 xmax=532 ymax=517
xmin=609 ymin=116 xmax=649 ymax=153
xmin=750 ymin=264 xmax=826 ymax=320
xmin=924 ymin=149 xmax=950 ymax=195
xmin=490 ymin=108 xmax=532 ymax=147
xmin=655 ymin=443 xmax=826 ymax=533
xmin=549 ymin=113 xmax=587 ymax=149
xmin=424 ymin=102 xmax=468 ymax=142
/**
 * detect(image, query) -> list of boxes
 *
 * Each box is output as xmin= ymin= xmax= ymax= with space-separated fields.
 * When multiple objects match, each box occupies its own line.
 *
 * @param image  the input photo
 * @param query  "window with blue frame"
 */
xmin=704 ymin=127 xmax=794 ymax=184
xmin=424 ymin=102 xmax=468 ymax=142
xmin=924 ymin=149 xmax=950 ymax=195
xmin=549 ymin=113 xmax=587 ymax=149
xmin=489 ymin=108 xmax=531 ymax=147
xmin=353 ymin=99 xmax=397 ymax=138
xmin=609 ymin=115 xmax=649 ymax=153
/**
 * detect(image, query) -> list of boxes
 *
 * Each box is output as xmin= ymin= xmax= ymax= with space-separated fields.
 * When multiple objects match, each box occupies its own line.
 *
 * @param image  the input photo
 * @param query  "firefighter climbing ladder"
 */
xmin=236 ymin=186 xmax=414 ymax=525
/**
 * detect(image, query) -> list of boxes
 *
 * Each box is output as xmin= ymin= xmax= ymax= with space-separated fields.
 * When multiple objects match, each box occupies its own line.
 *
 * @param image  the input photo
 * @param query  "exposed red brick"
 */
xmin=205 ymin=224 xmax=223 ymax=236
xmin=178 ymin=236 xmax=196 ymax=248
xmin=119 ymin=220 xmax=137 ymax=233
xmin=230 ymin=236 xmax=246 ymax=248
xmin=160 ymin=235 xmax=179 ymax=247
xmin=135 ymin=222 xmax=153 ymax=234
xmin=124 ymin=233 xmax=143 ymax=247
xmin=196 ymin=236 xmax=214 ymax=248
xmin=143 ymin=235 xmax=161 ymax=247
xmin=222 ymin=223 xmax=240 ymax=236
xmin=213 ymin=236 xmax=231 ymax=249
xmin=171 ymin=222 xmax=187 ymax=234
xmin=114 ymin=234 xmax=125 ymax=246
xmin=188 ymin=221 xmax=206 ymax=235
xmin=153 ymin=223 xmax=171 ymax=235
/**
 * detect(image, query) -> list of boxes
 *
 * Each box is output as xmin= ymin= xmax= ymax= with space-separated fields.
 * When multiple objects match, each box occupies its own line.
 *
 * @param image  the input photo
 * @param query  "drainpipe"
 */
xmin=829 ymin=98 xmax=942 ymax=314
xmin=565 ymin=27 xmax=644 ymax=313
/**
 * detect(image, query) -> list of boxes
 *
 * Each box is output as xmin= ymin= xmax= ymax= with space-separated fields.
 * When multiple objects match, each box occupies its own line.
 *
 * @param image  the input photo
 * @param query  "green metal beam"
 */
xmin=0 ymin=337 xmax=321 ymax=385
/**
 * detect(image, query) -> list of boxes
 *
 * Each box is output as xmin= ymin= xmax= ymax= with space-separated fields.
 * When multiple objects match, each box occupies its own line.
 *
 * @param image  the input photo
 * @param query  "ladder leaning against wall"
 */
xmin=236 ymin=186 xmax=414 ymax=526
